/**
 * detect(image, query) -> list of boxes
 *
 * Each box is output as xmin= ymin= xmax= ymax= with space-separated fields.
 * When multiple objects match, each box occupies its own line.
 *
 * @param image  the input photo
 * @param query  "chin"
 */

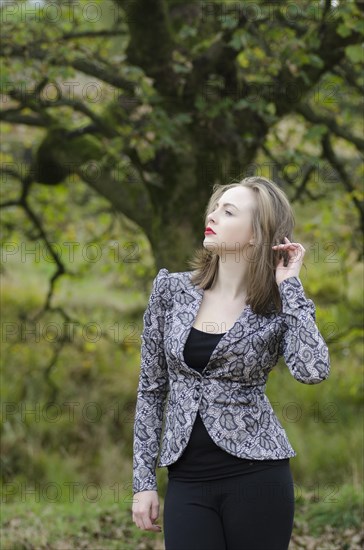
xmin=203 ymin=241 xmax=219 ymax=254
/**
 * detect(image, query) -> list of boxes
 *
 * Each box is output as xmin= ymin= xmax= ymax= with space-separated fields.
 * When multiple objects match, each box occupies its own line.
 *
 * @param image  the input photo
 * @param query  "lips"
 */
xmin=205 ymin=227 xmax=216 ymax=234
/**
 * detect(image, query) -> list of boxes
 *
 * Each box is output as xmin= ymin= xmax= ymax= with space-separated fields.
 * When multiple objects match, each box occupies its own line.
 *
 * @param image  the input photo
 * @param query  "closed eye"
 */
xmin=209 ymin=206 xmax=233 ymax=217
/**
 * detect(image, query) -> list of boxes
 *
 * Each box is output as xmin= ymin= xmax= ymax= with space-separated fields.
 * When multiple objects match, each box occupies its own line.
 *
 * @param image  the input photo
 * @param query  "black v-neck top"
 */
xmin=167 ymin=326 xmax=288 ymax=481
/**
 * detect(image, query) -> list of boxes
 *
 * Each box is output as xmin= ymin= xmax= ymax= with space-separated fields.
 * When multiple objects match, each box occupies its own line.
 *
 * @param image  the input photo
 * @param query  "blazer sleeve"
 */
xmin=132 ymin=268 xmax=170 ymax=495
xmin=278 ymin=275 xmax=330 ymax=384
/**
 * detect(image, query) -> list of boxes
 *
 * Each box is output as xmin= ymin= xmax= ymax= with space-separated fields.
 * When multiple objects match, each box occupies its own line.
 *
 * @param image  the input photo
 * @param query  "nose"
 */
xmin=207 ymin=211 xmax=216 ymax=225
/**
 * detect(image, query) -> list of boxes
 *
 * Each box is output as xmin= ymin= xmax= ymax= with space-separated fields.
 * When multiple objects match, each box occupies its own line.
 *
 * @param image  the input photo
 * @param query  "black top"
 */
xmin=167 ymin=326 xmax=288 ymax=481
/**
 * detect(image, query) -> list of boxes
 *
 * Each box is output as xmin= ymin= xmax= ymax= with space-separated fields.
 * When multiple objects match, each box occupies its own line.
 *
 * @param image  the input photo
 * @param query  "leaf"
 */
xmin=337 ymin=23 xmax=352 ymax=38
xmin=179 ymin=24 xmax=197 ymax=40
xmin=220 ymin=15 xmax=238 ymax=30
xmin=353 ymin=19 xmax=364 ymax=35
xmin=266 ymin=102 xmax=276 ymax=115
xmin=237 ymin=51 xmax=249 ymax=68
xmin=194 ymin=95 xmax=207 ymax=111
xmin=308 ymin=54 xmax=324 ymax=69
xmin=304 ymin=124 xmax=328 ymax=142
xmin=229 ymin=29 xmax=247 ymax=50
xmin=345 ymin=45 xmax=363 ymax=64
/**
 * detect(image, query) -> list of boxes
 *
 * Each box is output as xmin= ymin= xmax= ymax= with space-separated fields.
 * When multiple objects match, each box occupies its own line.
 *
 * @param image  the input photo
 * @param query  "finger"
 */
xmin=145 ymin=521 xmax=162 ymax=532
xmin=141 ymin=513 xmax=160 ymax=532
xmin=136 ymin=511 xmax=150 ymax=531
xmin=274 ymin=245 xmax=297 ymax=251
xmin=274 ymin=242 xmax=299 ymax=248
xmin=151 ymin=503 xmax=159 ymax=522
xmin=132 ymin=513 xmax=142 ymax=530
xmin=272 ymin=242 xmax=304 ymax=252
xmin=272 ymin=242 xmax=299 ymax=248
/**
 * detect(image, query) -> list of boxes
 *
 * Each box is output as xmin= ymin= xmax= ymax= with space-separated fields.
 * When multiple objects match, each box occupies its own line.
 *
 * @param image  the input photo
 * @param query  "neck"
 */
xmin=210 ymin=257 xmax=249 ymax=300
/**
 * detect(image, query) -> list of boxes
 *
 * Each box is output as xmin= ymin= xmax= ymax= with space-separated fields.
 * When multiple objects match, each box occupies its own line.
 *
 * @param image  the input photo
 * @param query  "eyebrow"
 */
xmin=215 ymin=202 xmax=239 ymax=210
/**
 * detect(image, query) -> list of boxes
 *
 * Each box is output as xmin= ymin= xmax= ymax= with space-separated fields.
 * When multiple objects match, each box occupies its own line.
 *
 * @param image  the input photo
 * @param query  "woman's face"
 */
xmin=204 ymin=186 xmax=256 ymax=255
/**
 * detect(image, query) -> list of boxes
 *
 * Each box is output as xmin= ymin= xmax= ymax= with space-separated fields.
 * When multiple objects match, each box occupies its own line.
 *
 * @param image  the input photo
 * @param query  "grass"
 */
xmin=1 ymin=213 xmax=363 ymax=549
xmin=1 ymin=493 xmax=162 ymax=550
xmin=1 ymin=483 xmax=362 ymax=550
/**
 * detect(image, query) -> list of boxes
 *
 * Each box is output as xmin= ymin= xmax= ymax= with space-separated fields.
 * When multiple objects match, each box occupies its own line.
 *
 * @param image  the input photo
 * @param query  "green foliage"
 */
xmin=1 ymin=1 xmax=363 ymax=545
xmin=1 ymin=0 xmax=362 ymax=270
xmin=345 ymin=44 xmax=363 ymax=64
xmin=1 ymin=485 xmax=362 ymax=549
xmin=304 ymin=483 xmax=363 ymax=533
xmin=35 ymin=129 xmax=104 ymax=184
xmin=1 ymin=497 xmax=160 ymax=550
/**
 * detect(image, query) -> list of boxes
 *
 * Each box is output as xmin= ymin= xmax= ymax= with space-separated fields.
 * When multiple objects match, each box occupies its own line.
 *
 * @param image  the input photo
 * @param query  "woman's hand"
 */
xmin=132 ymin=490 xmax=162 ymax=533
xmin=272 ymin=236 xmax=306 ymax=286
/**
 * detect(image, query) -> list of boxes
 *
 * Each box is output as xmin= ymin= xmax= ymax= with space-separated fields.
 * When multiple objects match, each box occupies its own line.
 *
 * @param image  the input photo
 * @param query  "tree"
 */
xmin=1 ymin=0 xmax=363 ymax=287
xmin=1 ymin=0 xmax=363 ymax=507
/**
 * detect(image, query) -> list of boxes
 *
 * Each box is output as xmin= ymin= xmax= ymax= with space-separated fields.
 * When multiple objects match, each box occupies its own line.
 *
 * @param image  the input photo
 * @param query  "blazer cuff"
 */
xmin=278 ymin=276 xmax=313 ymax=313
xmin=133 ymin=477 xmax=158 ymax=496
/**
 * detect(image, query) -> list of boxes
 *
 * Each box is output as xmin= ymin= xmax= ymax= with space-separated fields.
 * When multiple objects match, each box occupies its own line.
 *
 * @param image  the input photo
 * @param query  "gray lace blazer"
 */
xmin=132 ymin=268 xmax=330 ymax=495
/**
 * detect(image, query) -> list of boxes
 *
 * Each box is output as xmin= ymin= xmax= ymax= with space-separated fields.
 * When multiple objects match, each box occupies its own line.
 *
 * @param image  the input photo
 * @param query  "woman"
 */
xmin=132 ymin=176 xmax=330 ymax=550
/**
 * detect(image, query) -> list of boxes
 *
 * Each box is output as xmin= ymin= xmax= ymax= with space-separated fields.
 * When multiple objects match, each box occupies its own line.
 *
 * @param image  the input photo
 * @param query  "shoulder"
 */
xmin=152 ymin=268 xmax=192 ymax=304
xmin=154 ymin=268 xmax=191 ymax=287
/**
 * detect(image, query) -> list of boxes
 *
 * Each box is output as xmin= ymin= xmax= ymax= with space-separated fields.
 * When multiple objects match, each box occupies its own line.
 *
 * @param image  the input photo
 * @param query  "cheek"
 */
xmin=227 ymin=221 xmax=252 ymax=242
xmin=230 ymin=218 xmax=247 ymax=231
xmin=223 ymin=223 xmax=244 ymax=242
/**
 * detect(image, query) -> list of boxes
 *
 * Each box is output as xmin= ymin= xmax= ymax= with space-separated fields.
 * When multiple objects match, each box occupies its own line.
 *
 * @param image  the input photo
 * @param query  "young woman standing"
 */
xmin=132 ymin=176 xmax=330 ymax=550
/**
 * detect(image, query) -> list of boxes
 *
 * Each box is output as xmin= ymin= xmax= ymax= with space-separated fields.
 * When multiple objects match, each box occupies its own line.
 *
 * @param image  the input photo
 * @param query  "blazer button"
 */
xmin=193 ymin=386 xmax=201 ymax=400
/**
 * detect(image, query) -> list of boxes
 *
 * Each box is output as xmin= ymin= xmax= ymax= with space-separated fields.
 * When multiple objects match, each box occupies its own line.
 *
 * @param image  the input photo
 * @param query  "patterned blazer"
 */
xmin=132 ymin=268 xmax=330 ymax=495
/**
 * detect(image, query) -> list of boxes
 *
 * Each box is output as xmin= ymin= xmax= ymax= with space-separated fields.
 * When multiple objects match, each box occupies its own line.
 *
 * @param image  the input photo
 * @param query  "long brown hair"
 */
xmin=187 ymin=176 xmax=295 ymax=315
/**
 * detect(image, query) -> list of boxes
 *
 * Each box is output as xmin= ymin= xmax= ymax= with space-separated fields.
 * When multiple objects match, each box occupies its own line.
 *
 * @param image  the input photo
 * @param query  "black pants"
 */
xmin=163 ymin=461 xmax=295 ymax=550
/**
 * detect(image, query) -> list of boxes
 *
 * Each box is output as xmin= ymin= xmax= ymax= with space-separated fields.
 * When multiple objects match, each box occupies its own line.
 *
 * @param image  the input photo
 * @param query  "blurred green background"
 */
xmin=1 ymin=1 xmax=363 ymax=548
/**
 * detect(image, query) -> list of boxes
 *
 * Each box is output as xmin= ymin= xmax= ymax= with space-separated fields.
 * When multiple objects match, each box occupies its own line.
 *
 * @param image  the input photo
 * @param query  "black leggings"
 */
xmin=163 ymin=461 xmax=295 ymax=550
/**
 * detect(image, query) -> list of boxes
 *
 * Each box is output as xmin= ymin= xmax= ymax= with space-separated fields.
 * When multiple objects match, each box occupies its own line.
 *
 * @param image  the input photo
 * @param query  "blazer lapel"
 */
xmin=170 ymin=272 xmax=263 ymax=374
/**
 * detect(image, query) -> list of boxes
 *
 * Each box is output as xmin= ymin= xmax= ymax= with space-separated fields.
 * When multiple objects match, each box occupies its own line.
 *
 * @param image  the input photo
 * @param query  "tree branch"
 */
xmin=332 ymin=63 xmax=364 ymax=95
xmin=74 ymin=161 xmax=154 ymax=236
xmin=1 ymin=172 xmax=127 ymax=389
xmin=291 ymin=165 xmax=320 ymax=202
xmin=271 ymin=19 xmax=363 ymax=116
xmin=321 ymin=133 xmax=364 ymax=235
xmin=0 ymin=109 xmax=47 ymax=127
xmin=5 ymin=82 xmax=55 ymax=125
xmin=38 ymin=98 xmax=118 ymax=136
xmin=3 ymin=79 xmax=120 ymax=135
xmin=261 ymin=144 xmax=323 ymax=201
xmin=0 ymin=165 xmax=22 ymax=182
xmin=0 ymin=43 xmax=136 ymax=94
xmin=297 ymin=103 xmax=364 ymax=152
xmin=61 ymin=30 xmax=126 ymax=40
xmin=0 ymin=170 xmax=74 ymax=322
